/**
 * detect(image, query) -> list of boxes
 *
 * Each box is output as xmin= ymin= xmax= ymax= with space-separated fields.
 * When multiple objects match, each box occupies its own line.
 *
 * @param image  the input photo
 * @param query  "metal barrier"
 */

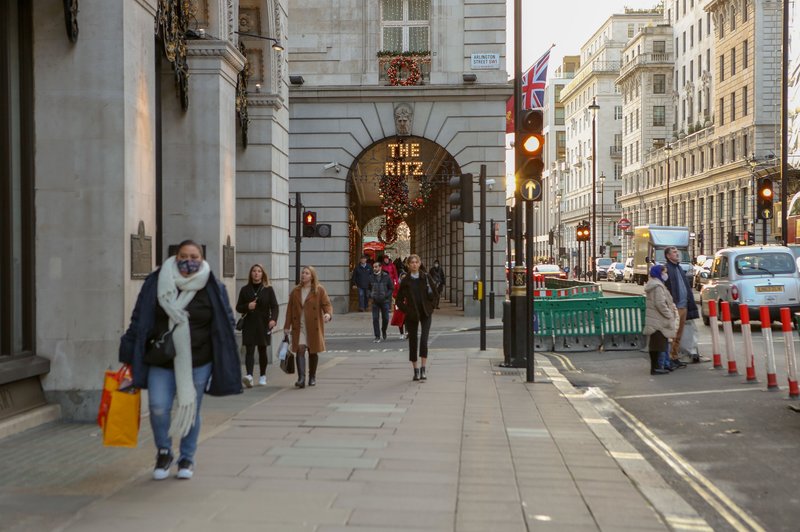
xmin=533 ymin=295 xmax=645 ymax=352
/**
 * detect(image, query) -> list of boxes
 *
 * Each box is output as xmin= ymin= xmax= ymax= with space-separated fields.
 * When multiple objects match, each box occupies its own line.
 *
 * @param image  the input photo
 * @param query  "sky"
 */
xmin=506 ymin=0 xmax=666 ymax=77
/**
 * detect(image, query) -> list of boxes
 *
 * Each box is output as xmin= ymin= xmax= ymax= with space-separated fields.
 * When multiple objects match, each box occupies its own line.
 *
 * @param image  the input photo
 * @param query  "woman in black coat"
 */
xmin=395 ymin=254 xmax=438 ymax=382
xmin=236 ymin=264 xmax=279 ymax=387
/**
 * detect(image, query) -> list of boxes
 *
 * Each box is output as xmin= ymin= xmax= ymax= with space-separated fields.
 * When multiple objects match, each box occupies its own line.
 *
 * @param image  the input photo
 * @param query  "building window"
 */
xmin=636 ymin=109 xmax=640 ymax=130
xmin=731 ymin=92 xmax=736 ymax=121
xmin=691 ymin=154 xmax=696 ymax=174
xmin=690 ymin=26 xmax=694 ymax=48
xmin=1 ymin=1 xmax=35 ymax=357
xmin=654 ymin=40 xmax=666 ymax=54
xmin=381 ymin=0 xmax=430 ymax=53
xmin=653 ymin=106 xmax=666 ymax=126
xmin=743 ymin=40 xmax=748 ymax=68
xmin=731 ymin=138 xmax=736 ymax=160
xmin=555 ymin=107 xmax=565 ymax=125
xmin=743 ymin=85 xmax=748 ymax=116
xmin=682 ymin=65 xmax=686 ymax=85
xmin=675 ymin=37 xmax=679 ymax=57
xmin=706 ymin=49 xmax=711 ymax=71
xmin=743 ymin=133 xmax=748 ymax=156
xmin=731 ymin=47 xmax=736 ymax=75
xmin=682 ymin=31 xmax=686 ymax=53
xmin=690 ymin=60 xmax=694 ymax=81
xmin=614 ymin=105 xmax=622 ymax=119
xmin=653 ymin=74 xmax=666 ymax=94
xmin=707 ymin=13 xmax=711 ymax=36
xmin=628 ymin=24 xmax=634 ymax=38
xmin=700 ymin=150 xmax=705 ymax=171
xmin=698 ymin=18 xmax=703 ymax=41
xmin=698 ymin=55 xmax=702 ymax=78
xmin=730 ymin=9 xmax=736 ymax=31
xmin=719 ymin=15 xmax=725 ymax=38
xmin=719 ymin=97 xmax=724 ymax=125
xmin=615 ymin=163 xmax=622 ymax=179
xmin=743 ymin=0 xmax=749 ymax=22
xmin=719 ymin=54 xmax=724 ymax=81
xmin=709 ymin=146 xmax=714 ymax=168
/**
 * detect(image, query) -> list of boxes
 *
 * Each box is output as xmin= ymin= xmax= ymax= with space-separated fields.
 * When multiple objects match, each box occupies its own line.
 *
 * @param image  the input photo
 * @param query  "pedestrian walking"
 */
xmin=283 ymin=266 xmax=332 ymax=388
xmin=369 ymin=261 xmax=394 ymax=342
xmin=381 ymin=254 xmax=399 ymax=289
xmin=643 ymin=264 xmax=679 ymax=375
xmin=350 ymin=254 xmax=372 ymax=311
xmin=236 ymin=264 xmax=279 ymax=388
xmin=119 ymin=240 xmax=241 ymax=480
xmin=395 ymin=254 xmax=438 ymax=381
xmin=663 ymin=246 xmax=697 ymax=367
xmin=428 ymin=259 xmax=445 ymax=309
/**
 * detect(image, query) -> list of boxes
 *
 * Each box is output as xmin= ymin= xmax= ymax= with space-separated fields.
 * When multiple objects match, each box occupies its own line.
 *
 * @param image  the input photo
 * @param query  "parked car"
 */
xmin=594 ymin=258 xmax=613 ymax=279
xmin=693 ymin=258 xmax=713 ymax=290
xmin=606 ymin=262 xmax=625 ymax=282
xmin=622 ymin=257 xmax=635 ymax=283
xmin=532 ymin=264 xmax=567 ymax=283
xmin=699 ymin=246 xmax=800 ymax=325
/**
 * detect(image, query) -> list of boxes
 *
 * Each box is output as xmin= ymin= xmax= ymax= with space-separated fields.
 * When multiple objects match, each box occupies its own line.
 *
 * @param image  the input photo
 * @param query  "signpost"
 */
xmin=521 ymin=179 xmax=542 ymax=202
xmin=617 ymin=218 xmax=632 ymax=231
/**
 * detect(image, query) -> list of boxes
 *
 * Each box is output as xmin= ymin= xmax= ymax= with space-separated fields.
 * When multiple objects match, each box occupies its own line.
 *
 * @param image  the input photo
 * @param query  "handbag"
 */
xmin=143 ymin=324 xmax=177 ymax=365
xmin=390 ymin=307 xmax=406 ymax=327
xmin=98 ymin=364 xmax=141 ymax=448
xmin=278 ymin=334 xmax=295 ymax=374
xmin=236 ymin=314 xmax=246 ymax=331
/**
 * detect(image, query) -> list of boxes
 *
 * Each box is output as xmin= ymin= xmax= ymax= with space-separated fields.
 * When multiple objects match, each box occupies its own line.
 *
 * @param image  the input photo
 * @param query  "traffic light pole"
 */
xmin=293 ymin=192 xmax=302 ymax=284
xmin=479 ymin=165 xmax=487 ymax=351
xmin=525 ymin=195 xmax=534 ymax=383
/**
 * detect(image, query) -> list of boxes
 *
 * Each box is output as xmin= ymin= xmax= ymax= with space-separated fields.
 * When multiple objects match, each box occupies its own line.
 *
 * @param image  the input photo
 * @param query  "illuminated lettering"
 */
xmin=412 ymin=161 xmax=424 ymax=176
xmin=384 ymin=162 xmax=396 ymax=175
xmin=410 ymin=143 xmax=420 ymax=157
xmin=384 ymin=143 xmax=425 ymax=177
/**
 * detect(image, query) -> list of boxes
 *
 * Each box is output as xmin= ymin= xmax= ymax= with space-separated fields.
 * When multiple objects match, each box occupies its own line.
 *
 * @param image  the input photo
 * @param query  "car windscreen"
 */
xmin=614 ymin=263 xmax=624 ymax=269
xmin=535 ymin=265 xmax=559 ymax=272
xmin=653 ymin=248 xmax=690 ymax=263
xmin=597 ymin=259 xmax=612 ymax=266
xmin=734 ymin=253 xmax=797 ymax=276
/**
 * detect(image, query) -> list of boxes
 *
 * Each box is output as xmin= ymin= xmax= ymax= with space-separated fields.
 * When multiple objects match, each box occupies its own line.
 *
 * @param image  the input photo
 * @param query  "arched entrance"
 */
xmin=347 ymin=136 xmax=464 ymax=310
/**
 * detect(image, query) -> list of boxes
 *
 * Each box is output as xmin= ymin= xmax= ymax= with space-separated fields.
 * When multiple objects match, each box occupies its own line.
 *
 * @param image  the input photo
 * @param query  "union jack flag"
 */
xmin=521 ymin=49 xmax=551 ymax=110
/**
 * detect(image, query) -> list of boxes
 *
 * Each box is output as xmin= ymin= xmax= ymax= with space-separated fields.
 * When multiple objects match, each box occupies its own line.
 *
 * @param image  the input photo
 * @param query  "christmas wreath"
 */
xmin=387 ymin=56 xmax=421 ymax=86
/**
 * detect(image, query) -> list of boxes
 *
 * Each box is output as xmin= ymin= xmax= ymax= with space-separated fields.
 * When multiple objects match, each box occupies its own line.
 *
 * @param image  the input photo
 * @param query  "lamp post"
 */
xmin=664 ymin=142 xmax=673 ymax=225
xmin=555 ymin=190 xmax=563 ymax=266
xmin=589 ymin=97 xmax=600 ymax=280
xmin=598 ymin=172 xmax=606 ymax=257
xmin=747 ymin=154 xmax=758 ymax=239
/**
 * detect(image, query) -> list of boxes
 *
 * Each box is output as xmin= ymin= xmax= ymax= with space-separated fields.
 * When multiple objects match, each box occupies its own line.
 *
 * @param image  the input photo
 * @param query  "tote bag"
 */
xmin=98 ymin=365 xmax=141 ymax=448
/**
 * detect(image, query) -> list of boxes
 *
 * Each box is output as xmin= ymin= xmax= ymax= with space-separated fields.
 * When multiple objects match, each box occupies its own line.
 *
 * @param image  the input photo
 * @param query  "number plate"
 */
xmin=756 ymin=285 xmax=784 ymax=293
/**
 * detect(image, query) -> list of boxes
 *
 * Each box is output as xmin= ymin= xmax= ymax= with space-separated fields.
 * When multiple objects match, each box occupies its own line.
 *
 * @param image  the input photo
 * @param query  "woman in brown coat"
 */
xmin=643 ymin=264 xmax=679 ymax=375
xmin=283 ymin=266 xmax=332 ymax=388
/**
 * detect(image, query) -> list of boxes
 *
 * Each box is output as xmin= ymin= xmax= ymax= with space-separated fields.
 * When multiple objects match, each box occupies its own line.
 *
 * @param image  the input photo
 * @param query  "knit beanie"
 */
xmin=649 ymin=264 xmax=664 ymax=278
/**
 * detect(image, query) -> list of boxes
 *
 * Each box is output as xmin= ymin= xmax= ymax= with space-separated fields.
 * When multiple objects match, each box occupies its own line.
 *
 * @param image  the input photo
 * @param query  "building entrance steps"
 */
xmin=1 ymin=346 xmax=708 ymax=531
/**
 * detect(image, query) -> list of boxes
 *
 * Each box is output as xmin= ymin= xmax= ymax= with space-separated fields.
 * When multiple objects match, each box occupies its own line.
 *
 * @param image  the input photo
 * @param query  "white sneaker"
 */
xmin=258 ymin=375 xmax=267 ymax=386
xmin=242 ymin=375 xmax=253 ymax=388
xmin=176 ymin=458 xmax=193 ymax=480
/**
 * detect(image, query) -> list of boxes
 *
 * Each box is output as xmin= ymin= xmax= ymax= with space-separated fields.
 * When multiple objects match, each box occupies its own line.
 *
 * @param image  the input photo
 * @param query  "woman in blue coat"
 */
xmin=119 ymin=240 xmax=242 ymax=480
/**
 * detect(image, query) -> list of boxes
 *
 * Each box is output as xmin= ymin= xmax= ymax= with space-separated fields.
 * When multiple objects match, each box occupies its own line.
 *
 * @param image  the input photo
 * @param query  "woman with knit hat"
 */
xmin=643 ymin=264 xmax=679 ymax=375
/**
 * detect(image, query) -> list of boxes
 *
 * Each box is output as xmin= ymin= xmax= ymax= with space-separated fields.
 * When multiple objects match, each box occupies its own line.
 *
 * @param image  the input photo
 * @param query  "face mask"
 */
xmin=434 ymin=263 xmax=439 ymax=268
xmin=661 ymin=273 xmax=669 ymax=282
xmin=177 ymin=259 xmax=202 ymax=275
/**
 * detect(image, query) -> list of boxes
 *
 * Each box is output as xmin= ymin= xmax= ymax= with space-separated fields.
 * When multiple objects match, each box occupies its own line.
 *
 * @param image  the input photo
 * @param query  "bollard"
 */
xmin=739 ymin=304 xmax=757 ymax=383
xmin=720 ymin=302 xmax=739 ymax=376
xmin=779 ymin=308 xmax=800 ymax=399
xmin=759 ymin=306 xmax=779 ymax=391
xmin=708 ymin=300 xmax=723 ymax=369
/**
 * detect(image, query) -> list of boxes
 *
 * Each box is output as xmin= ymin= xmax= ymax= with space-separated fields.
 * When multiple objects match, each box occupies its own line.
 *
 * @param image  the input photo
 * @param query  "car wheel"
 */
xmin=700 ymin=298 xmax=710 ymax=326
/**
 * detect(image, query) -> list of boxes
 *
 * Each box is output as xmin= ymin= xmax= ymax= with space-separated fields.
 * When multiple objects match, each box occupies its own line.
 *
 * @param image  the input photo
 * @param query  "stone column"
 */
xmin=160 ymin=39 xmax=244 ymax=296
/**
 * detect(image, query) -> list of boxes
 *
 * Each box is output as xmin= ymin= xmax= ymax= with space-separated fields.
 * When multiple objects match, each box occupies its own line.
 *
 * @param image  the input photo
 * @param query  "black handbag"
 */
xmin=236 ymin=314 xmax=246 ymax=331
xmin=143 ymin=324 xmax=178 ymax=365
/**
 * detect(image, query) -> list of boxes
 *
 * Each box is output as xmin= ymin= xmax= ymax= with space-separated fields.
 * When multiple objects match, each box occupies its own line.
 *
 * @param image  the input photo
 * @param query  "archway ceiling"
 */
xmin=350 ymin=136 xmax=458 ymax=207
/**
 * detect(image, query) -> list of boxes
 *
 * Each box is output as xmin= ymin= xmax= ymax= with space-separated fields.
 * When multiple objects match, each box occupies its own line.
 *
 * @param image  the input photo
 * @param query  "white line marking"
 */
xmin=616 ymin=387 xmax=762 ymax=400
xmin=590 ymin=387 xmax=766 ymax=532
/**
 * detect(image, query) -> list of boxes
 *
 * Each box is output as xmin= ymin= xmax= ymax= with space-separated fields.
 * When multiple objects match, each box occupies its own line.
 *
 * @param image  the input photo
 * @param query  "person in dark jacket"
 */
xmin=236 ymin=264 xmax=279 ymax=388
xmin=119 ymin=240 xmax=241 ymax=481
xmin=351 ymin=255 xmax=372 ymax=311
xmin=395 ymin=254 xmax=438 ymax=381
xmin=369 ymin=261 xmax=394 ymax=342
xmin=663 ymin=246 xmax=698 ymax=366
xmin=428 ymin=259 xmax=445 ymax=308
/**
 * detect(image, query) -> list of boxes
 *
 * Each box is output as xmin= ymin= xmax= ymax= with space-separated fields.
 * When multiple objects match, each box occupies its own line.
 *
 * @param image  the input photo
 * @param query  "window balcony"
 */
xmin=609 ymin=146 xmax=623 ymax=157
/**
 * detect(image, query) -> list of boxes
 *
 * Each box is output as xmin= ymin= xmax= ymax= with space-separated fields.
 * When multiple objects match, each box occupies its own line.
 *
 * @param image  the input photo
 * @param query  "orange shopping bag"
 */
xmin=98 ymin=365 xmax=141 ymax=448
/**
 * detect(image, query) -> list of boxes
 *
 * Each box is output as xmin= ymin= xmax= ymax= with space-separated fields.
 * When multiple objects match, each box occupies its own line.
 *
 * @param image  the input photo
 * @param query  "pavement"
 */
xmin=0 ymin=305 xmax=704 ymax=531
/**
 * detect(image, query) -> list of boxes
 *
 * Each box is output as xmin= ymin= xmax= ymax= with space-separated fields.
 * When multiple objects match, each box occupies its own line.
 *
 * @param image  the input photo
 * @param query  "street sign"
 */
xmin=520 ymin=178 xmax=542 ymax=201
xmin=617 ymin=218 xmax=632 ymax=230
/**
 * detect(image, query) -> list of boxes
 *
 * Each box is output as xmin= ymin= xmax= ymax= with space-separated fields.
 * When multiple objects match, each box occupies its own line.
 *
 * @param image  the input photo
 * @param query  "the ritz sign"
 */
xmin=385 ymin=142 xmax=424 ymax=177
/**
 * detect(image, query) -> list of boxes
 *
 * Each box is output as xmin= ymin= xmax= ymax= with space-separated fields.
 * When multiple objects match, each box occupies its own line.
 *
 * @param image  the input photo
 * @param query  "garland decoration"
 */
xmin=386 ymin=56 xmax=421 ymax=86
xmin=377 ymin=173 xmax=433 ymax=244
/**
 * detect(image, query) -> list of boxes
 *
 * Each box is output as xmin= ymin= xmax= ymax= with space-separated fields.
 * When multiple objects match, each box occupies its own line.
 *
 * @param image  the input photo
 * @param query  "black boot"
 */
xmin=650 ymin=351 xmax=668 ymax=375
xmin=308 ymin=353 xmax=318 ymax=386
xmin=413 ymin=368 xmax=420 ymax=381
xmin=295 ymin=353 xmax=306 ymax=388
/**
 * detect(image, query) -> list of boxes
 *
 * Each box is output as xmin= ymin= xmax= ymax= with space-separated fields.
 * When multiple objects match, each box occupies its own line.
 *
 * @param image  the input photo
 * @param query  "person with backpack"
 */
xmin=369 ymin=261 xmax=394 ymax=343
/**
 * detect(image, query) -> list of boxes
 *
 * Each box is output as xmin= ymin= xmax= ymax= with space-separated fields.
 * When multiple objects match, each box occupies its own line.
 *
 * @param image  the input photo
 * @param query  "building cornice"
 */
xmin=288 ymin=84 xmax=513 ymax=103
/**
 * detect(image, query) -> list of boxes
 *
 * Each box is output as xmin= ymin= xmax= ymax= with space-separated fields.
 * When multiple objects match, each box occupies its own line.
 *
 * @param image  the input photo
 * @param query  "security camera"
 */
xmin=323 ymin=161 xmax=340 ymax=173
xmin=485 ymin=178 xmax=496 ymax=191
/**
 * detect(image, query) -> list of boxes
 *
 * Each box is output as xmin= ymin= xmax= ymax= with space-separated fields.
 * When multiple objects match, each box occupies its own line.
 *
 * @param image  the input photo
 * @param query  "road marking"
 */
xmin=616 ymin=387 xmax=762 ymax=400
xmin=543 ymin=352 xmax=577 ymax=371
xmin=588 ymin=387 xmax=766 ymax=532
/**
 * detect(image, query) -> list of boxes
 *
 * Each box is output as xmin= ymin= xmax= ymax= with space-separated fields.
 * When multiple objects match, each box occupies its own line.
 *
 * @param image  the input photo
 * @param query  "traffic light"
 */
xmin=517 ymin=109 xmax=544 ymax=201
xmin=576 ymin=221 xmax=590 ymax=242
xmin=746 ymin=231 xmax=755 ymax=245
xmin=548 ymin=230 xmax=554 ymax=245
xmin=757 ymin=178 xmax=774 ymax=220
xmin=449 ymin=173 xmax=474 ymax=223
xmin=599 ymin=245 xmax=606 ymax=255
xmin=303 ymin=211 xmax=317 ymax=237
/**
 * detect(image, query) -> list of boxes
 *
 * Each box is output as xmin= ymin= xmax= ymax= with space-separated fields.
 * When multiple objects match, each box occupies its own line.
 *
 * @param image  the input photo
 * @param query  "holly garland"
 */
xmin=377 ymin=173 xmax=433 ymax=244
xmin=386 ymin=56 xmax=421 ymax=86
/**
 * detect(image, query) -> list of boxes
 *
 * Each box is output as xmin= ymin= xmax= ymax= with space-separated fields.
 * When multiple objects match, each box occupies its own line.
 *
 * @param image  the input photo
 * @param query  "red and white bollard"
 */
xmin=779 ymin=307 xmax=800 ymax=399
xmin=708 ymin=300 xmax=723 ymax=369
xmin=720 ymin=302 xmax=739 ymax=376
xmin=760 ymin=306 xmax=779 ymax=391
xmin=739 ymin=304 xmax=757 ymax=383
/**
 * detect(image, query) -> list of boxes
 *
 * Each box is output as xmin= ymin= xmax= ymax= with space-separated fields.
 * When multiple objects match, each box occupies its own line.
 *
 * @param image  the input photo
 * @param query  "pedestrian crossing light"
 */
xmin=303 ymin=211 xmax=317 ymax=237
xmin=757 ymin=178 xmax=774 ymax=220
xmin=517 ymin=109 xmax=544 ymax=202
xmin=449 ymin=173 xmax=474 ymax=223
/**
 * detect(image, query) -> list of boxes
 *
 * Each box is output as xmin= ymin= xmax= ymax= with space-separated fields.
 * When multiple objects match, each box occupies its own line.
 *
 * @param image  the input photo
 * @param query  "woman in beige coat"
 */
xmin=643 ymin=264 xmax=678 ymax=375
xmin=283 ymin=266 xmax=332 ymax=388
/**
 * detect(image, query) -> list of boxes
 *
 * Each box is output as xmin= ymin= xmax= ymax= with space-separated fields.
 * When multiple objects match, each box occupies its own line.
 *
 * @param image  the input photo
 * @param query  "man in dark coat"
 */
xmin=350 ymin=254 xmax=372 ymax=311
xmin=368 ymin=262 xmax=394 ymax=342
xmin=663 ymin=246 xmax=699 ymax=365
xmin=428 ymin=259 xmax=445 ymax=309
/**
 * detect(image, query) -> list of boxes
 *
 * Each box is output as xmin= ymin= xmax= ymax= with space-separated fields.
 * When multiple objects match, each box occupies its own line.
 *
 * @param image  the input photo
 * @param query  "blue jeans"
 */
xmin=372 ymin=299 xmax=391 ymax=338
xmin=148 ymin=362 xmax=212 ymax=464
xmin=357 ymin=288 xmax=369 ymax=310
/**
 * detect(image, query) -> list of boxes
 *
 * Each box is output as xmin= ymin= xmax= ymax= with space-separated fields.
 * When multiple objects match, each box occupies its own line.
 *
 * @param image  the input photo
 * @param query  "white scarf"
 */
xmin=157 ymin=256 xmax=211 ymax=438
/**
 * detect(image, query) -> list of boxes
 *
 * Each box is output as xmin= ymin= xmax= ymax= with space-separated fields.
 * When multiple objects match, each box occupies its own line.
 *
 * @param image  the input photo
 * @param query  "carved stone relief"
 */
xmin=394 ymin=103 xmax=413 ymax=136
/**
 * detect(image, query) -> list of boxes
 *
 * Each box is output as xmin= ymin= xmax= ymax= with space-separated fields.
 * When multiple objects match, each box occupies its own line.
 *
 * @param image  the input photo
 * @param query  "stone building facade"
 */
xmin=618 ymin=0 xmax=782 ymax=256
xmin=0 ymin=0 xmax=290 ymax=421
xmin=286 ymin=0 xmax=509 ymax=316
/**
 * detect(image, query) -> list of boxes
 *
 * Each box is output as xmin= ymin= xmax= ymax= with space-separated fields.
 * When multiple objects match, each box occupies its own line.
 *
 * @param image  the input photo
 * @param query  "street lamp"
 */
xmin=664 ymin=142 xmax=673 ymax=225
xmin=555 ymin=190 xmax=563 ymax=266
xmin=589 ymin=96 xmax=600 ymax=280
xmin=235 ymin=31 xmax=285 ymax=51
xmin=747 ymin=153 xmax=758 ymax=240
xmin=598 ymin=172 xmax=606 ymax=257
